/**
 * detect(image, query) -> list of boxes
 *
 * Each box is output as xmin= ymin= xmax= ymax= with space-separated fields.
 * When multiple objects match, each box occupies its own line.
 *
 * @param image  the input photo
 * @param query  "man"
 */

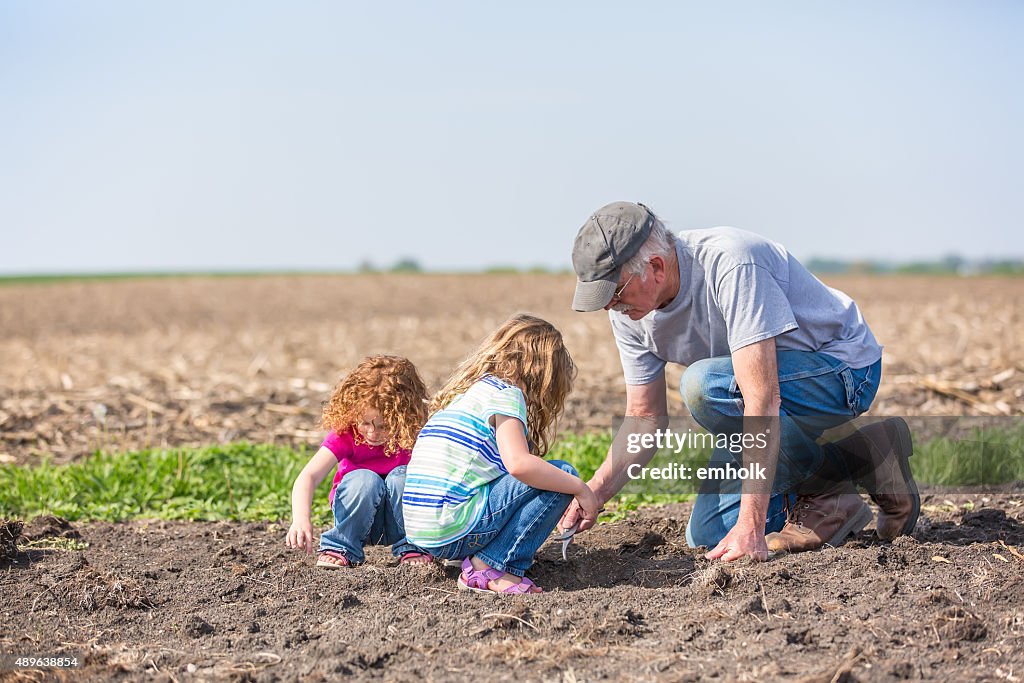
xmin=562 ymin=201 xmax=919 ymax=561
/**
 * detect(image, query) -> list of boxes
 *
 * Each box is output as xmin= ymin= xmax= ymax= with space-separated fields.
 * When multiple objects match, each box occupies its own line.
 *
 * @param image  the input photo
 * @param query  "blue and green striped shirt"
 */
xmin=402 ymin=375 xmax=528 ymax=548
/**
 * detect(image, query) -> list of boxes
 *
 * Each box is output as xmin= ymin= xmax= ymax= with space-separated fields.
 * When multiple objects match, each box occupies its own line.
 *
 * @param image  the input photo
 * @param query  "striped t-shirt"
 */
xmin=402 ymin=375 xmax=528 ymax=548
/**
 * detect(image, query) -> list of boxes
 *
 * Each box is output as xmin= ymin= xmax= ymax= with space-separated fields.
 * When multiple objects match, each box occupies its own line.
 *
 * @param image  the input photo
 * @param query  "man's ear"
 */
xmin=649 ymin=255 xmax=667 ymax=283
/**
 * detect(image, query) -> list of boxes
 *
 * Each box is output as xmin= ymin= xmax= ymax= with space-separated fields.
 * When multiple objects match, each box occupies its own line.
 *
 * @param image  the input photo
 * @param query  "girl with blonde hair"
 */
xmin=287 ymin=355 xmax=433 ymax=568
xmin=402 ymin=314 xmax=598 ymax=593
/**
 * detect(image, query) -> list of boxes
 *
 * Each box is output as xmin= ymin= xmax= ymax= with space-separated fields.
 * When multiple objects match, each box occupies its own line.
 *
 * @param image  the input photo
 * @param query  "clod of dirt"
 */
xmin=876 ymin=547 xmax=908 ymax=569
xmin=47 ymin=563 xmax=155 ymax=612
xmin=890 ymin=535 xmax=919 ymax=548
xmin=21 ymin=515 xmax=80 ymax=542
xmin=348 ymin=645 xmax=401 ymax=671
xmin=773 ymin=597 xmax=793 ymax=614
xmin=621 ymin=609 xmax=646 ymax=634
xmin=696 ymin=564 xmax=737 ymax=595
xmin=889 ymin=662 xmax=916 ymax=679
xmin=218 ymin=579 xmax=245 ymax=601
xmin=922 ymin=589 xmax=953 ymax=606
xmin=284 ymin=628 xmax=309 ymax=648
xmin=737 ymin=590 xmax=791 ymax=616
xmin=573 ymin=607 xmax=648 ymax=644
xmin=738 ymin=596 xmax=766 ymax=615
xmin=620 ymin=531 xmax=667 ymax=556
xmin=0 ymin=519 xmax=23 ymax=561
xmin=211 ymin=544 xmax=245 ymax=565
xmin=785 ymin=629 xmax=815 ymax=646
xmin=184 ymin=616 xmax=215 ymax=637
xmin=332 ymin=593 xmax=361 ymax=609
xmin=486 ymin=603 xmax=535 ymax=631
xmin=962 ymin=508 xmax=1013 ymax=530
xmin=934 ymin=606 xmax=988 ymax=642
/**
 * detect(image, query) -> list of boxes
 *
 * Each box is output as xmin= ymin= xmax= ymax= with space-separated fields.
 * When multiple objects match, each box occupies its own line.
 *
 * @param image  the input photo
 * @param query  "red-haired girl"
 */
xmin=287 ymin=355 xmax=432 ymax=567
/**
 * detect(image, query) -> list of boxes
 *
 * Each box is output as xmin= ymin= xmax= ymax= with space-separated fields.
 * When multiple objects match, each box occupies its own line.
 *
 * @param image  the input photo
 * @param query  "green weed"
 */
xmin=1 ymin=424 xmax=1021 ymax=524
xmin=20 ymin=537 xmax=89 ymax=552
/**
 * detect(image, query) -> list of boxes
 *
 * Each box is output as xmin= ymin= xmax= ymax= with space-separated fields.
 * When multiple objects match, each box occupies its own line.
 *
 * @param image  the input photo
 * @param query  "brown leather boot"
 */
xmin=830 ymin=418 xmax=920 ymax=541
xmin=765 ymin=488 xmax=873 ymax=552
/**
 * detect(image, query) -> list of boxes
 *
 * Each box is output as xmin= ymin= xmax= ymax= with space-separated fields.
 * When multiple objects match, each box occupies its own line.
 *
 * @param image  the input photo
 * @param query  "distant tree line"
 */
xmin=806 ymin=255 xmax=1024 ymax=276
xmin=354 ymin=255 xmax=1024 ymax=276
xmin=357 ymin=258 xmax=423 ymax=274
xmin=355 ymin=259 xmax=571 ymax=275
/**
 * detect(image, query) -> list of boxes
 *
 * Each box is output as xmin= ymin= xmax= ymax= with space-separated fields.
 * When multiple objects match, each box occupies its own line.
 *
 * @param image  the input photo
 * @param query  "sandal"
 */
xmin=456 ymin=558 xmax=541 ymax=594
xmin=399 ymin=551 xmax=434 ymax=566
xmin=316 ymin=550 xmax=351 ymax=569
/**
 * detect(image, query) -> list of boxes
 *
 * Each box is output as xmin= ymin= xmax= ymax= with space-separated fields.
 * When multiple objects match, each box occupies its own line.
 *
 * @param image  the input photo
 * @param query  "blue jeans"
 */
xmin=680 ymin=351 xmax=881 ymax=548
xmin=427 ymin=460 xmax=577 ymax=577
xmin=319 ymin=466 xmax=416 ymax=563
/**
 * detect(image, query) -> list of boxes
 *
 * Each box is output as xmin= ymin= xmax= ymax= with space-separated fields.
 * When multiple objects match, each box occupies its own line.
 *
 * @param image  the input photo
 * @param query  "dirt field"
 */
xmin=3 ymin=496 xmax=1023 ymax=682
xmin=2 ymin=274 xmax=1024 ymax=681
xmin=1 ymin=274 xmax=1021 ymax=465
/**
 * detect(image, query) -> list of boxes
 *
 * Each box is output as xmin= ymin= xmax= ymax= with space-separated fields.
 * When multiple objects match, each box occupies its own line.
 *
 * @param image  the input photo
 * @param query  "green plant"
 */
xmin=3 ymin=424 xmax=1021 ymax=524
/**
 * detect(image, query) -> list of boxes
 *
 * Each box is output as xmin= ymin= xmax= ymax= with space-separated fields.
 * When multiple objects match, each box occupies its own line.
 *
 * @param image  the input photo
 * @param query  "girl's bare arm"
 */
xmin=286 ymin=446 xmax=338 ymax=553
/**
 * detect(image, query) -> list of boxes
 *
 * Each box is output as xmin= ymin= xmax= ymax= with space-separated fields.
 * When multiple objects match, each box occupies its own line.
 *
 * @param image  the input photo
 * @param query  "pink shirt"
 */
xmin=322 ymin=430 xmax=412 ymax=503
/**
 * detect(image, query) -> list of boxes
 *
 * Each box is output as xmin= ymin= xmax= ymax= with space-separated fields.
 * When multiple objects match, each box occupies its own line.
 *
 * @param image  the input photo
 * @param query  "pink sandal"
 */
xmin=316 ymin=550 xmax=351 ymax=569
xmin=456 ymin=558 xmax=541 ymax=594
xmin=399 ymin=551 xmax=434 ymax=565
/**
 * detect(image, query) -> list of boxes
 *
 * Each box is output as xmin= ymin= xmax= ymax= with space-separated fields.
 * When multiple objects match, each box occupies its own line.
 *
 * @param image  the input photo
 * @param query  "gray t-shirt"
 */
xmin=611 ymin=227 xmax=883 ymax=385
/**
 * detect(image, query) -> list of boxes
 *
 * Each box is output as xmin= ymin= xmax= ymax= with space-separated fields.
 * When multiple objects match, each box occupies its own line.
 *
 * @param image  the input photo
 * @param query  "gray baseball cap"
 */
xmin=571 ymin=201 xmax=655 ymax=312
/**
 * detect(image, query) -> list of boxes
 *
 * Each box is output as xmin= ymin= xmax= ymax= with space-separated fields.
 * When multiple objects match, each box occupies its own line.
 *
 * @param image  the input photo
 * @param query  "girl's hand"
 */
xmin=286 ymin=520 xmax=315 ymax=554
xmin=573 ymin=483 xmax=601 ymax=527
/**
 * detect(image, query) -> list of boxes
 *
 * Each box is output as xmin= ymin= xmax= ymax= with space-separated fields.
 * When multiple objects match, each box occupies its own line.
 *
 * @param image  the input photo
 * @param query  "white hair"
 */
xmin=622 ymin=215 xmax=675 ymax=279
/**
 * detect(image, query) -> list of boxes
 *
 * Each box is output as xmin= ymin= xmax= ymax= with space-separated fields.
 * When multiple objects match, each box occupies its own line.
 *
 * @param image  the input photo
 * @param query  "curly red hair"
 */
xmin=321 ymin=355 xmax=429 ymax=455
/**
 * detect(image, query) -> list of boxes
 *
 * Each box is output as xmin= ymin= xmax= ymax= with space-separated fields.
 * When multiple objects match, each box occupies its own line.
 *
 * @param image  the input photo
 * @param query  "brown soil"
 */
xmin=1 ymin=275 xmax=1022 ymax=465
xmin=2 ymin=274 xmax=1023 ymax=681
xmin=3 ymin=495 xmax=1024 ymax=682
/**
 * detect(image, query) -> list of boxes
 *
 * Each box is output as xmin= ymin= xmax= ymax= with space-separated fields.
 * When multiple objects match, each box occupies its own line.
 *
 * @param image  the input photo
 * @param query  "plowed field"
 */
xmin=2 ymin=274 xmax=1023 ymax=682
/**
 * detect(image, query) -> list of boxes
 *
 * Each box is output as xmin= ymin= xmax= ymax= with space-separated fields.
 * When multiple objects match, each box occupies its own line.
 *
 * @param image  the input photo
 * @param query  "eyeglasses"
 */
xmin=610 ymin=273 xmax=635 ymax=305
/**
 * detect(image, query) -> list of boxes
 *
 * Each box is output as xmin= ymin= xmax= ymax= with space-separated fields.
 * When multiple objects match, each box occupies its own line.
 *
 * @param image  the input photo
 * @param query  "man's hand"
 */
xmin=560 ymin=494 xmax=597 ymax=533
xmin=573 ymin=483 xmax=600 ymax=526
xmin=705 ymin=520 xmax=769 ymax=562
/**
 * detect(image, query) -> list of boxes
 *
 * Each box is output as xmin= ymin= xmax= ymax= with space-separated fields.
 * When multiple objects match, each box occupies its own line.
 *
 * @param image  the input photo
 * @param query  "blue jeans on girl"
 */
xmin=680 ymin=351 xmax=881 ymax=549
xmin=319 ymin=466 xmax=417 ymax=563
xmin=427 ymin=460 xmax=577 ymax=577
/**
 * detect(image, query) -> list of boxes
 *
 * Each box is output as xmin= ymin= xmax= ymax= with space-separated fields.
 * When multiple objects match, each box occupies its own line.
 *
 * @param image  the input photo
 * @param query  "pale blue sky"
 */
xmin=1 ymin=1 xmax=1021 ymax=273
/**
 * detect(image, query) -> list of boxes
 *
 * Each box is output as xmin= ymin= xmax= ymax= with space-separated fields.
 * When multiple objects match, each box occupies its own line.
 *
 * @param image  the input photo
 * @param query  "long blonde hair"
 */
xmin=430 ymin=314 xmax=576 ymax=456
xmin=321 ymin=355 xmax=429 ymax=455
